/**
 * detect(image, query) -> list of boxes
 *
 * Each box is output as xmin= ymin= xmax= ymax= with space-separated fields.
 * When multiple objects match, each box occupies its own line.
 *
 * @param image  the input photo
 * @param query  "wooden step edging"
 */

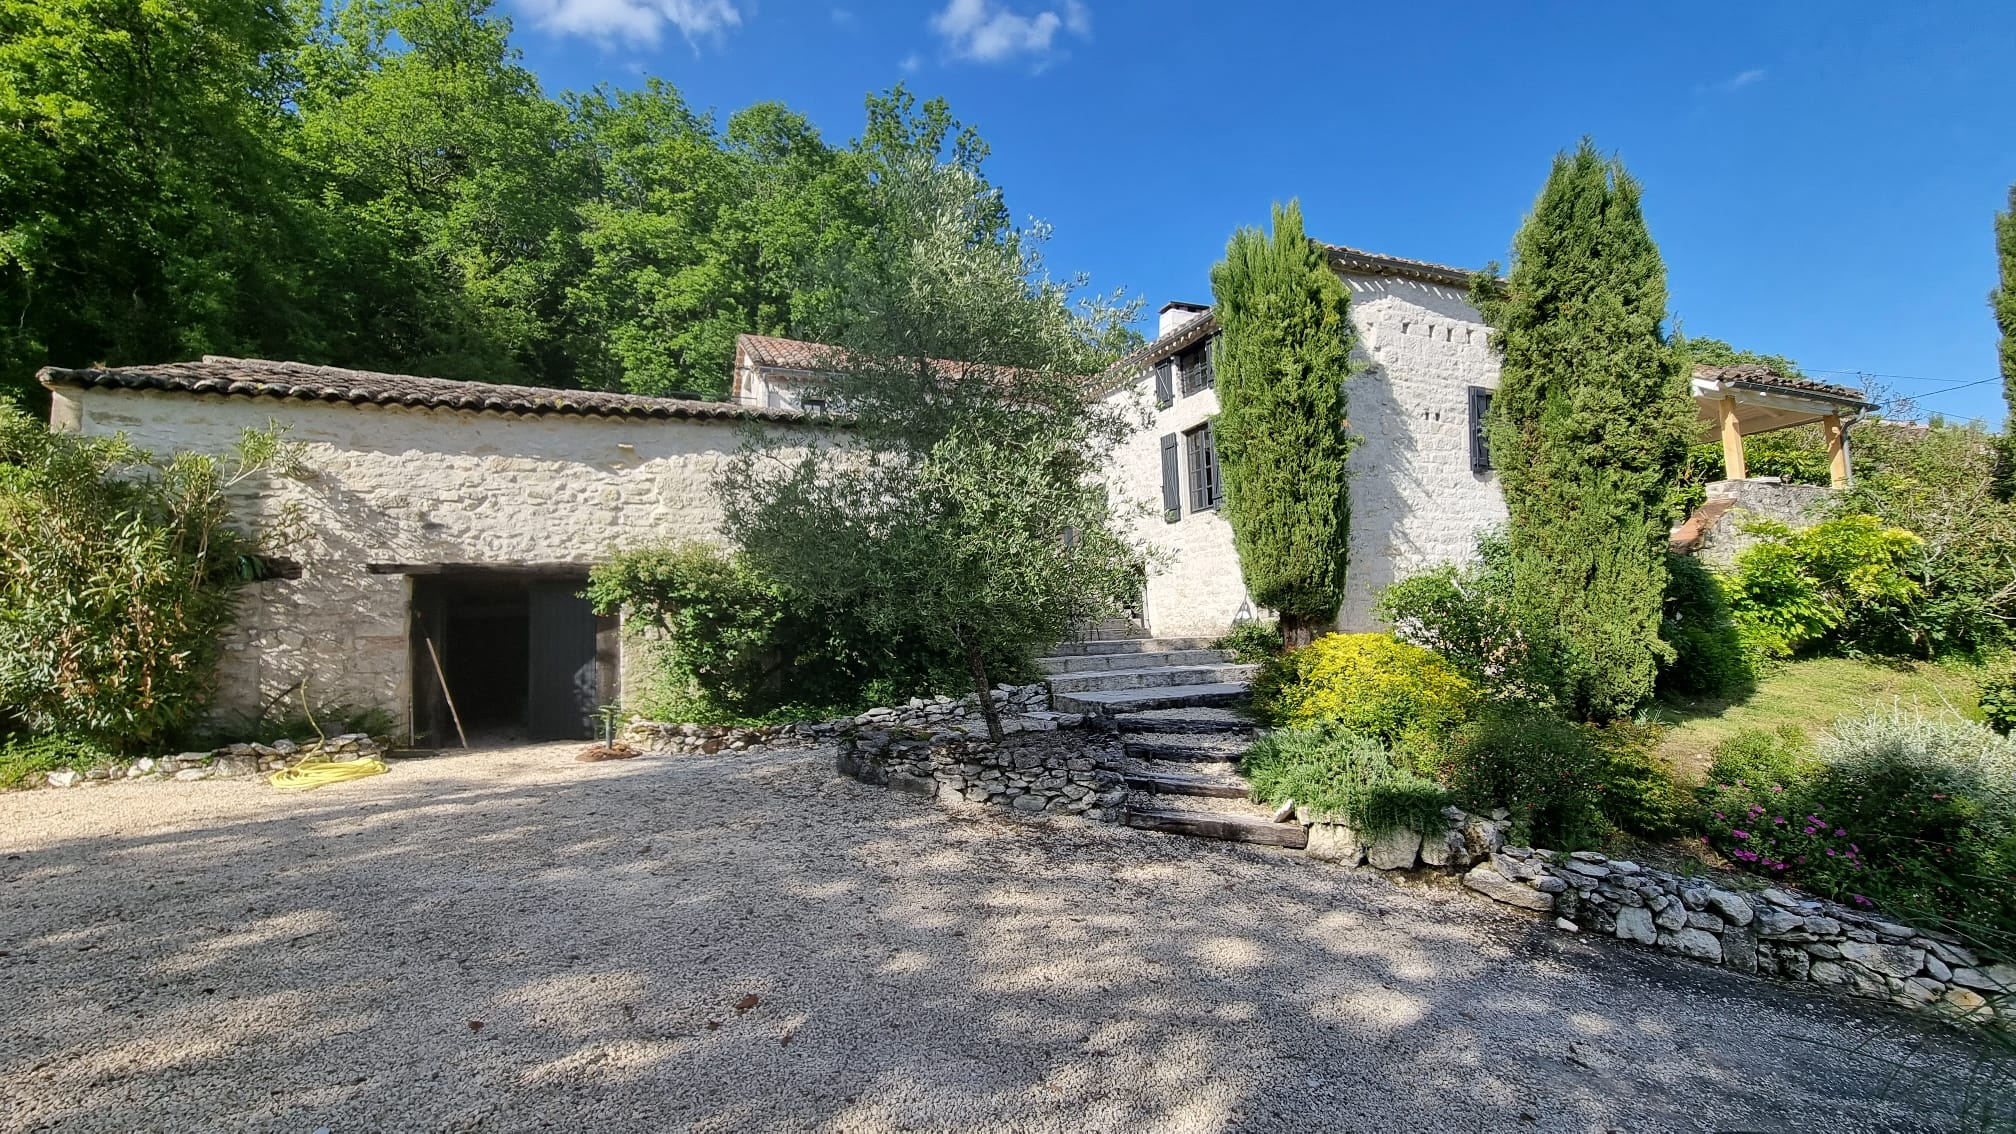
xmin=1123 ymin=807 xmax=1309 ymax=849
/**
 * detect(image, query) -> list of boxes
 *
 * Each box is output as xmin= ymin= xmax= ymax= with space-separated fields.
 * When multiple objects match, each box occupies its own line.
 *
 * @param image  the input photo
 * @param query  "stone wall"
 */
xmin=1687 ymin=479 xmax=1836 ymax=568
xmin=836 ymin=724 xmax=1128 ymax=821
xmin=57 ymin=386 xmax=810 ymax=729
xmin=1101 ymin=270 xmax=1507 ymax=639
xmin=31 ymin=733 xmax=386 ymax=790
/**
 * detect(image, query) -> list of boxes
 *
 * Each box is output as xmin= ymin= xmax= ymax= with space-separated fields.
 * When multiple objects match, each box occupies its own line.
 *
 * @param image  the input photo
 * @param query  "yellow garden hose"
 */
xmin=268 ymin=756 xmax=390 ymax=791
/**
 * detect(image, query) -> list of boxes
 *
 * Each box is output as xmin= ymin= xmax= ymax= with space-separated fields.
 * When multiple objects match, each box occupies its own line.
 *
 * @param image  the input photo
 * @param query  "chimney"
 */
xmin=1158 ymin=300 xmax=1209 ymax=338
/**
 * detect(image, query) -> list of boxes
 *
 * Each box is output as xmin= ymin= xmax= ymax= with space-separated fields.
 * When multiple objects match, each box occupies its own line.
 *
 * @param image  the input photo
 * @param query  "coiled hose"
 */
xmin=268 ymin=756 xmax=390 ymax=791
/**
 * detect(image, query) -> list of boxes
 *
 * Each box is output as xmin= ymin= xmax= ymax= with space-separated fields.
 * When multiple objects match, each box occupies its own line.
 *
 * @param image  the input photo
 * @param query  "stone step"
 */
xmin=1045 ymin=664 xmax=1257 ymax=696
xmin=1121 ymin=735 xmax=1250 ymax=763
xmin=1044 ymin=636 xmax=1219 ymax=657
xmin=1122 ymin=768 xmax=1249 ymax=800
xmin=1050 ymin=683 xmax=1251 ymax=717
xmin=1114 ymin=708 xmax=1257 ymax=735
xmin=1036 ymin=649 xmax=1232 ymax=675
xmin=1078 ymin=625 xmax=1151 ymax=641
xmin=1123 ymin=806 xmax=1308 ymax=849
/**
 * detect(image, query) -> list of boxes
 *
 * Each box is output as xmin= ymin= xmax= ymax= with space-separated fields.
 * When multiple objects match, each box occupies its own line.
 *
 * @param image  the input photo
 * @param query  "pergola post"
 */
xmin=1718 ymin=396 xmax=1747 ymax=481
xmin=1823 ymin=412 xmax=1849 ymax=488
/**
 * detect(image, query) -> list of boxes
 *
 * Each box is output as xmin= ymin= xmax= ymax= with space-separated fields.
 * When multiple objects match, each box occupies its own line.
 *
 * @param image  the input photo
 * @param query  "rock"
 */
xmin=1779 ymin=947 xmax=1812 ymax=981
xmin=1923 ymin=939 xmax=1978 ymax=969
xmin=1419 ymin=827 xmax=1469 ymax=868
xmin=1924 ymin=955 xmax=1953 ymax=983
xmin=1679 ymin=887 xmax=1710 ymax=911
xmin=1569 ymin=850 xmax=1608 ymax=864
xmin=1704 ymin=890 xmax=1754 ymax=927
xmin=1943 ymin=987 xmax=1989 ymax=1013
xmin=1949 ymin=964 xmax=2016 ymax=993
xmin=1686 ymin=912 xmax=1725 ymax=933
xmin=1365 ymin=826 xmax=1423 ymax=871
xmin=1271 ymin=799 xmax=1297 ymax=824
xmin=1899 ymin=977 xmax=1945 ymax=1004
xmin=1565 ymin=860 xmax=1609 ymax=879
xmin=172 ymin=767 xmax=209 ymax=782
xmin=1808 ymin=960 xmax=1849 ymax=986
xmin=1837 ymin=941 xmax=1924 ymax=979
xmin=1607 ymin=860 xmax=1642 ymax=875
xmin=1871 ymin=920 xmax=1915 ymax=941
xmin=1614 ymin=906 xmax=1657 ymax=946
xmin=1463 ymin=867 xmax=1556 ymax=912
xmin=885 ymin=771 xmax=937 ymax=798
xmin=1010 ymin=794 xmax=1048 ymax=813
xmin=211 ymin=753 xmax=260 ymax=778
xmin=1669 ymin=928 xmax=1724 ymax=963
xmin=1460 ymin=817 xmax=1505 ymax=858
xmin=1803 ymin=916 xmax=1842 ymax=936
xmin=1554 ymin=918 xmax=1579 ymax=932
xmin=1653 ymin=902 xmax=1689 ymax=932
xmin=1534 ymin=876 xmax=1568 ymax=894
xmin=1490 ymin=853 xmax=1541 ymax=883
xmin=1753 ymin=905 xmax=1804 ymax=937
xmin=45 ymin=769 xmax=80 ymax=789
xmin=1305 ymin=823 xmax=1366 ymax=866
xmin=1804 ymin=942 xmax=1842 ymax=961
xmin=273 ymin=739 xmax=298 ymax=756
xmin=1722 ymin=924 xmax=1759 ymax=973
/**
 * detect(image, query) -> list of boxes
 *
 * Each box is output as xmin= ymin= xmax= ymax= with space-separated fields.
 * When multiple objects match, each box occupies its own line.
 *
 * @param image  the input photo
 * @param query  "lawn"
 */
xmin=1655 ymin=655 xmax=1987 ymax=783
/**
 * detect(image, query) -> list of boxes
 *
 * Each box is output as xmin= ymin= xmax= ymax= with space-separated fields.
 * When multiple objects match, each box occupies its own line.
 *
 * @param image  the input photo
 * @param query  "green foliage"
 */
xmin=1440 ymin=705 xmax=1683 ymax=849
xmin=1996 ymin=184 xmax=2015 ymax=448
xmin=718 ymin=159 xmax=1143 ymax=740
xmin=1982 ymin=666 xmax=2016 ymax=735
xmin=1211 ymin=620 xmax=1284 ymax=664
xmin=0 ymin=0 xmax=1058 ymax=405
xmin=1700 ymin=710 xmax=2016 ymax=943
xmin=1658 ymin=553 xmax=1753 ymax=699
xmin=1240 ymin=724 xmax=1451 ymax=837
xmin=0 ymin=401 xmax=285 ymax=750
xmin=1672 ymin=427 xmax=1835 ymax=517
xmin=1681 ymin=335 xmax=1809 ymax=381
xmin=1725 ymin=515 xmax=1923 ymax=660
xmin=1374 ymin=530 xmax=1557 ymax=703
xmin=1471 ymin=141 xmax=1697 ymax=721
xmin=0 ymin=732 xmax=115 ymax=790
xmin=1208 ymin=200 xmax=1357 ymax=646
xmin=587 ymin=543 xmax=1023 ymax=724
xmin=1842 ymin=422 xmax=2016 ymax=657
xmin=1252 ymin=633 xmax=1477 ymax=762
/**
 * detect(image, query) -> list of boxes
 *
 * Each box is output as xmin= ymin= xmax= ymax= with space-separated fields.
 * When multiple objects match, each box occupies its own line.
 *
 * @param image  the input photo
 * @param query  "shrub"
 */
xmin=1438 ymin=706 xmax=1683 ymax=849
xmin=1240 ymin=724 xmax=1450 ymax=837
xmin=0 ymin=733 xmax=116 ymax=790
xmin=1375 ymin=532 xmax=1560 ymax=706
xmin=1252 ymin=633 xmax=1477 ymax=758
xmin=586 ymin=543 xmax=1029 ymax=723
xmin=1212 ymin=619 xmax=1283 ymax=664
xmin=1725 ymin=515 xmax=1922 ymax=660
xmin=1657 ymin=553 xmax=1752 ymax=699
xmin=1982 ymin=667 xmax=2016 ymax=736
xmin=1700 ymin=711 xmax=2016 ymax=943
xmin=0 ymin=401 xmax=288 ymax=751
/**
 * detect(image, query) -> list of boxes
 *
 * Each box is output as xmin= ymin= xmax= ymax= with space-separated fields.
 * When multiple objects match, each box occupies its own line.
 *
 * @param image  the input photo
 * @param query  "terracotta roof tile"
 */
xmin=1692 ymin=363 xmax=1873 ymax=407
xmin=39 ymin=357 xmax=808 ymax=423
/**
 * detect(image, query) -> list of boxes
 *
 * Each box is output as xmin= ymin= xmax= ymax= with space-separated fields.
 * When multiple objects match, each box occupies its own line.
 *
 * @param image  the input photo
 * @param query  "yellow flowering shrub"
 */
xmin=1254 ymin=632 xmax=1477 ymax=749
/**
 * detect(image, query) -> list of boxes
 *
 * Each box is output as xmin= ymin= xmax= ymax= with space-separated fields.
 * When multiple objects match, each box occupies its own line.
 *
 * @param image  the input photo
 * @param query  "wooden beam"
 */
xmin=1719 ymin=396 xmax=1748 ymax=481
xmin=1823 ymin=412 xmax=1849 ymax=488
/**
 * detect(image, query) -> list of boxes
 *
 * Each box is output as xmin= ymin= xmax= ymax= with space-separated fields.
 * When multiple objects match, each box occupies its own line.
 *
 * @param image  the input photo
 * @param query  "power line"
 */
xmin=1804 ymin=367 xmax=1995 ymax=387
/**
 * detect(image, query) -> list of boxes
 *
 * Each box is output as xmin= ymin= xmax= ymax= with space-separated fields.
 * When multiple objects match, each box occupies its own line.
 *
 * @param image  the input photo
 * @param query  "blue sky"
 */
xmin=507 ymin=0 xmax=2016 ymax=425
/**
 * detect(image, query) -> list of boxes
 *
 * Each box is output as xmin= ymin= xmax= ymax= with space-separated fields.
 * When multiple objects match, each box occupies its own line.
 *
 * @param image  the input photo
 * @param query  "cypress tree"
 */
xmin=1471 ymin=141 xmax=1696 ymax=720
xmin=1994 ymin=185 xmax=2015 ymax=473
xmin=1209 ymin=200 xmax=1357 ymax=648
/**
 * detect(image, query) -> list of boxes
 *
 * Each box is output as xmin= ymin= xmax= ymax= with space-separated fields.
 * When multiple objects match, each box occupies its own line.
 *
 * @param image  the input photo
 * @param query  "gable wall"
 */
xmin=1104 ymin=271 xmax=1505 ymax=639
xmin=58 ymin=388 xmax=785 ymax=731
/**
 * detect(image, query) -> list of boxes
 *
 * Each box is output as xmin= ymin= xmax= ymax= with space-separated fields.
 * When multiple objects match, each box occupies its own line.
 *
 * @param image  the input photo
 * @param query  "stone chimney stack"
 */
xmin=1158 ymin=300 xmax=1209 ymax=337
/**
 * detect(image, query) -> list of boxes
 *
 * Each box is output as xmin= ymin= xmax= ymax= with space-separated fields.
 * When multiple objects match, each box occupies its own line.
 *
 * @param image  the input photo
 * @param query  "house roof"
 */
xmin=1691 ymin=363 xmax=1874 ymax=408
xmin=39 ymin=357 xmax=809 ymax=423
xmin=737 ymin=333 xmax=841 ymax=374
xmin=1095 ymin=243 xmax=1491 ymax=390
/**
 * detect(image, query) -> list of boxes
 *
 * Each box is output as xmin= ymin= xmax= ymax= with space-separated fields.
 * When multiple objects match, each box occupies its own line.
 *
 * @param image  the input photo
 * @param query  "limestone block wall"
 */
xmin=58 ymin=387 xmax=794 ymax=727
xmin=1103 ymin=271 xmax=1506 ymax=639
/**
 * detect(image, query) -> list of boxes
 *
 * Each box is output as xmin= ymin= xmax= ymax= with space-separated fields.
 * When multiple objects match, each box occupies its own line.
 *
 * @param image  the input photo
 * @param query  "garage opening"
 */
xmin=408 ymin=569 xmax=617 ymax=744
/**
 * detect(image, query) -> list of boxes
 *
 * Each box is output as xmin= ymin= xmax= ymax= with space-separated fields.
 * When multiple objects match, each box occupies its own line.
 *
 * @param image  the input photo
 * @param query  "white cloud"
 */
xmin=930 ymin=0 xmax=1090 ymax=64
xmin=1703 ymin=67 xmax=1767 ymax=94
xmin=518 ymin=0 xmax=742 ymax=46
xmin=899 ymin=52 xmax=922 ymax=73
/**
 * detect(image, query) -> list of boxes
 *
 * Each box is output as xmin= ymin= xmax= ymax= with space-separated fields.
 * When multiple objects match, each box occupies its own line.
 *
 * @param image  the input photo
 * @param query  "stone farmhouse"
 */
xmin=1096 ymin=244 xmax=1875 ymax=641
xmin=36 ymin=247 xmax=1871 ymax=740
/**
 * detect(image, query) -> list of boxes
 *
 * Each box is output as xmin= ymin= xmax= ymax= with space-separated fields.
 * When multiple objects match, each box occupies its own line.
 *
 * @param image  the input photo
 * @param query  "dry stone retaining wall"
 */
xmin=836 ymin=724 xmax=1128 ymax=822
xmin=30 ymin=734 xmax=386 ymax=790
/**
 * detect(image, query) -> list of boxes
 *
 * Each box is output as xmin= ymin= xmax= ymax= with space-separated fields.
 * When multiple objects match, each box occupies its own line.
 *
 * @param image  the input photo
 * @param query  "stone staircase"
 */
xmin=1037 ymin=623 xmax=1257 ymax=717
xmin=1111 ymin=708 xmax=1306 ymax=849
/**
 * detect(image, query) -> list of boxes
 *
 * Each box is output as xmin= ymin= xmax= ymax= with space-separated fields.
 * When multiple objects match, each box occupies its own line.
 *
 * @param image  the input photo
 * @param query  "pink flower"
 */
xmin=1835 ymin=829 xmax=1847 ymax=837
xmin=1732 ymin=830 xmax=1750 ymax=840
xmin=1771 ymin=785 xmax=1784 ymax=792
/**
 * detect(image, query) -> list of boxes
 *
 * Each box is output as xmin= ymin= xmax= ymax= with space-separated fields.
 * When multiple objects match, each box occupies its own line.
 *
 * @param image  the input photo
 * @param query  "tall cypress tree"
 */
xmin=1209 ymin=200 xmax=1357 ymax=648
xmin=1994 ymin=185 xmax=2015 ymax=462
xmin=1471 ymin=142 xmax=1695 ymax=720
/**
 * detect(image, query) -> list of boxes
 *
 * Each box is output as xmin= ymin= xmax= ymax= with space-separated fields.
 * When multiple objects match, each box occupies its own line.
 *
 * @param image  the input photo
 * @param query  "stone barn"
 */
xmin=39 ymin=356 xmax=811 ymax=744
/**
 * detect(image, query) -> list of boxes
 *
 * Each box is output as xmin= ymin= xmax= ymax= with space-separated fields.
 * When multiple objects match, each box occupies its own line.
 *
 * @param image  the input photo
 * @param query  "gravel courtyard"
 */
xmin=0 ymin=741 xmax=1994 ymax=1132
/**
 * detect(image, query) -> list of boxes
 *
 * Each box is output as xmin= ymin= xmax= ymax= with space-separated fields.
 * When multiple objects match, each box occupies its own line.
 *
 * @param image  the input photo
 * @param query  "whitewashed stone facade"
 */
xmin=44 ymin=362 xmax=806 ymax=735
xmin=1103 ymin=248 xmax=1506 ymax=639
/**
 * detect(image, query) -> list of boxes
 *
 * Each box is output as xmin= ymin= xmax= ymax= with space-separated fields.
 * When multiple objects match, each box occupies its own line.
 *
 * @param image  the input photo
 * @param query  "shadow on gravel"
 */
xmin=0 ymin=744 xmax=1993 ymax=1132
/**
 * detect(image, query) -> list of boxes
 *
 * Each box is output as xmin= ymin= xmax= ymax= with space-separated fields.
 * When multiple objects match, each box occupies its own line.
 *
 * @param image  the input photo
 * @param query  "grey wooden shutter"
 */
xmin=1468 ymin=387 xmax=1494 ymax=472
xmin=1154 ymin=362 xmax=1174 ymax=408
xmin=1160 ymin=433 xmax=1181 ymax=520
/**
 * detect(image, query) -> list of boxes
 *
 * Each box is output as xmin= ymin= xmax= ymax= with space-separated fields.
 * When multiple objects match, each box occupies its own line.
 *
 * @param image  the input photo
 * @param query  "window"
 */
xmin=1185 ymin=422 xmax=1222 ymax=511
xmin=1153 ymin=361 xmax=1175 ymax=408
xmin=1467 ymin=386 xmax=1494 ymax=472
xmin=1178 ymin=340 xmax=1215 ymax=395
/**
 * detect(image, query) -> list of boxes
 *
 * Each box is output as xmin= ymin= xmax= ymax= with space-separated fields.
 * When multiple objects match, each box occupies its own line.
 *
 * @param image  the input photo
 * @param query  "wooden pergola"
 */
xmin=1691 ymin=364 xmax=1876 ymax=488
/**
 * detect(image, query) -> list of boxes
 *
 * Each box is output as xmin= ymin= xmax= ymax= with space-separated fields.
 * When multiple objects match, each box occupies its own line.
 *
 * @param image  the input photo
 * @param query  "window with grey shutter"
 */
xmin=1185 ymin=422 xmax=1222 ymax=510
xmin=1159 ymin=433 xmax=1181 ymax=521
xmin=1153 ymin=362 xmax=1174 ymax=409
xmin=1468 ymin=387 xmax=1494 ymax=472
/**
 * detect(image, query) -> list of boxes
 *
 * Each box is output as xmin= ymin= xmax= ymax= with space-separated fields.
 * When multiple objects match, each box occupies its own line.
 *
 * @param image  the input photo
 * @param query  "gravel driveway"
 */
xmin=0 ymin=741 xmax=1992 ymax=1132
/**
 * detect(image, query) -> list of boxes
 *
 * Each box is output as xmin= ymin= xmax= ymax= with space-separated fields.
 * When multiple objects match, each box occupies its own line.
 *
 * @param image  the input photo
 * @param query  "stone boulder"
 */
xmin=1305 ymin=823 xmax=1365 ymax=866
xmin=1463 ymin=866 xmax=1555 ymax=912
xmin=1365 ymin=826 xmax=1423 ymax=871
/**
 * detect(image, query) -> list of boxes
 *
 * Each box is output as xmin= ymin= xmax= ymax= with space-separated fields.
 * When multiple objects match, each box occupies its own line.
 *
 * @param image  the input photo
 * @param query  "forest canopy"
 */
xmin=0 ymin=0 xmax=1085 ymax=406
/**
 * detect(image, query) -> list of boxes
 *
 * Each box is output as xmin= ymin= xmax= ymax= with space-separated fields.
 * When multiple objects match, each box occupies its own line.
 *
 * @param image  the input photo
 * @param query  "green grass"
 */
xmin=0 ymin=733 xmax=114 ymax=790
xmin=1656 ymin=656 xmax=1986 ymax=783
